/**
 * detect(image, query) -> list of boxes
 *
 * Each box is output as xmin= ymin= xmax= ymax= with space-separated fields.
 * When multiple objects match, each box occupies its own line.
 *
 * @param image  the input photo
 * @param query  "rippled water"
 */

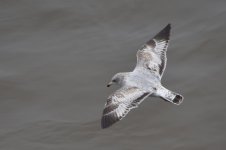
xmin=0 ymin=0 xmax=226 ymax=149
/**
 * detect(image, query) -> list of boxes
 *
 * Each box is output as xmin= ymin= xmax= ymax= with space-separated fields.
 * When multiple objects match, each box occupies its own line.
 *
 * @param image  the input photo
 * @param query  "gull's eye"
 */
xmin=112 ymin=79 xmax=117 ymax=82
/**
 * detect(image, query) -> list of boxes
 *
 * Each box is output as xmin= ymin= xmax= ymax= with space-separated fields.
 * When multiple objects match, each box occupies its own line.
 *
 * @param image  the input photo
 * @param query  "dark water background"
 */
xmin=0 ymin=0 xmax=226 ymax=149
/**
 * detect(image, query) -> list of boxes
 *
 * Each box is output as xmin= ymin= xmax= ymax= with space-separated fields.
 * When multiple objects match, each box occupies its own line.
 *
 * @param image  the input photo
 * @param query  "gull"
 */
xmin=101 ymin=24 xmax=184 ymax=129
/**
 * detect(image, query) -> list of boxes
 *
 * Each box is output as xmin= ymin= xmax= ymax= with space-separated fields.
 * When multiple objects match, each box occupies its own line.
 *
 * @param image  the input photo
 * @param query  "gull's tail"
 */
xmin=154 ymin=86 xmax=184 ymax=105
xmin=171 ymin=94 xmax=183 ymax=105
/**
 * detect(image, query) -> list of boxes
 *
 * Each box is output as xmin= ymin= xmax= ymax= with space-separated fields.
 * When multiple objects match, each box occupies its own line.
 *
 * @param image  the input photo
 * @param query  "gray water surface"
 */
xmin=0 ymin=0 xmax=226 ymax=149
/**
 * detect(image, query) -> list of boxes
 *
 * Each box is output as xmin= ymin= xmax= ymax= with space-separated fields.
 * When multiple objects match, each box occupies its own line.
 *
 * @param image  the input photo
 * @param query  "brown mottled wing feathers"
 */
xmin=136 ymin=24 xmax=171 ymax=77
xmin=101 ymin=87 xmax=150 ymax=129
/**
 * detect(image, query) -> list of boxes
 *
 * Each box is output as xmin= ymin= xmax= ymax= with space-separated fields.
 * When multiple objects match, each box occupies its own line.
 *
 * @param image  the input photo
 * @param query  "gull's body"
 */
xmin=101 ymin=24 xmax=184 ymax=129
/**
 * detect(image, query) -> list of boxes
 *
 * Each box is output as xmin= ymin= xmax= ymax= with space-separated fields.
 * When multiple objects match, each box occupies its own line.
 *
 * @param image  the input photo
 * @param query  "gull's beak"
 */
xmin=107 ymin=82 xmax=113 ymax=87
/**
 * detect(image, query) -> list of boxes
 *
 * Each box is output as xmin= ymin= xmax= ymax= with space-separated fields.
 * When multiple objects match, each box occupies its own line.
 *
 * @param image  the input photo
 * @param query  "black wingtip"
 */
xmin=101 ymin=117 xmax=108 ymax=129
xmin=101 ymin=114 xmax=119 ymax=129
xmin=153 ymin=23 xmax=171 ymax=41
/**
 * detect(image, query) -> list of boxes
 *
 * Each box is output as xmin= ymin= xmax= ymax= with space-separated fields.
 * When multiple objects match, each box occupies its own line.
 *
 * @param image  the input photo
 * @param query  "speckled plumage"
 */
xmin=101 ymin=24 xmax=184 ymax=129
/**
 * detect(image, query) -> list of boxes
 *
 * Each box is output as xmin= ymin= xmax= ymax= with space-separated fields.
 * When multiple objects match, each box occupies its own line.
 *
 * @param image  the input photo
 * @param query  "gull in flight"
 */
xmin=101 ymin=24 xmax=183 ymax=129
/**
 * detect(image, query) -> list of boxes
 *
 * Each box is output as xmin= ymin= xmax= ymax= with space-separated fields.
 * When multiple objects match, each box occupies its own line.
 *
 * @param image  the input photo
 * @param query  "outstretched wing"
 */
xmin=101 ymin=86 xmax=151 ymax=128
xmin=135 ymin=24 xmax=171 ymax=78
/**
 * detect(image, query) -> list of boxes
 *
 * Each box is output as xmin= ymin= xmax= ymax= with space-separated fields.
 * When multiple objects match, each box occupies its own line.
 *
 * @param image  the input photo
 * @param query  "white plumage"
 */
xmin=101 ymin=24 xmax=183 ymax=129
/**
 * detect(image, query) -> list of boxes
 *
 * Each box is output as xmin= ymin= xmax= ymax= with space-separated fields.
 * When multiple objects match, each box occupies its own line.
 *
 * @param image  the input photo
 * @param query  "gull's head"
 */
xmin=107 ymin=73 xmax=126 ymax=87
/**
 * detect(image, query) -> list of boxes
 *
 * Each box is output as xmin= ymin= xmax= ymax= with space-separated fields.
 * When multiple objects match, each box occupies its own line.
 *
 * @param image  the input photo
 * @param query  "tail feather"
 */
xmin=172 ymin=94 xmax=183 ymax=105
xmin=155 ymin=86 xmax=184 ymax=105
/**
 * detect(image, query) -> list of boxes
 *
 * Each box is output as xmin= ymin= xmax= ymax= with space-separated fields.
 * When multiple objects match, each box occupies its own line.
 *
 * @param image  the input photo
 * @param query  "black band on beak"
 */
xmin=107 ymin=82 xmax=112 ymax=87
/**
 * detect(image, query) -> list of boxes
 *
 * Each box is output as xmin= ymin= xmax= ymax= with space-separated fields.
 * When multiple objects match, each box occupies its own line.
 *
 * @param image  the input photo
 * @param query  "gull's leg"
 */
xmin=154 ymin=85 xmax=183 ymax=105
